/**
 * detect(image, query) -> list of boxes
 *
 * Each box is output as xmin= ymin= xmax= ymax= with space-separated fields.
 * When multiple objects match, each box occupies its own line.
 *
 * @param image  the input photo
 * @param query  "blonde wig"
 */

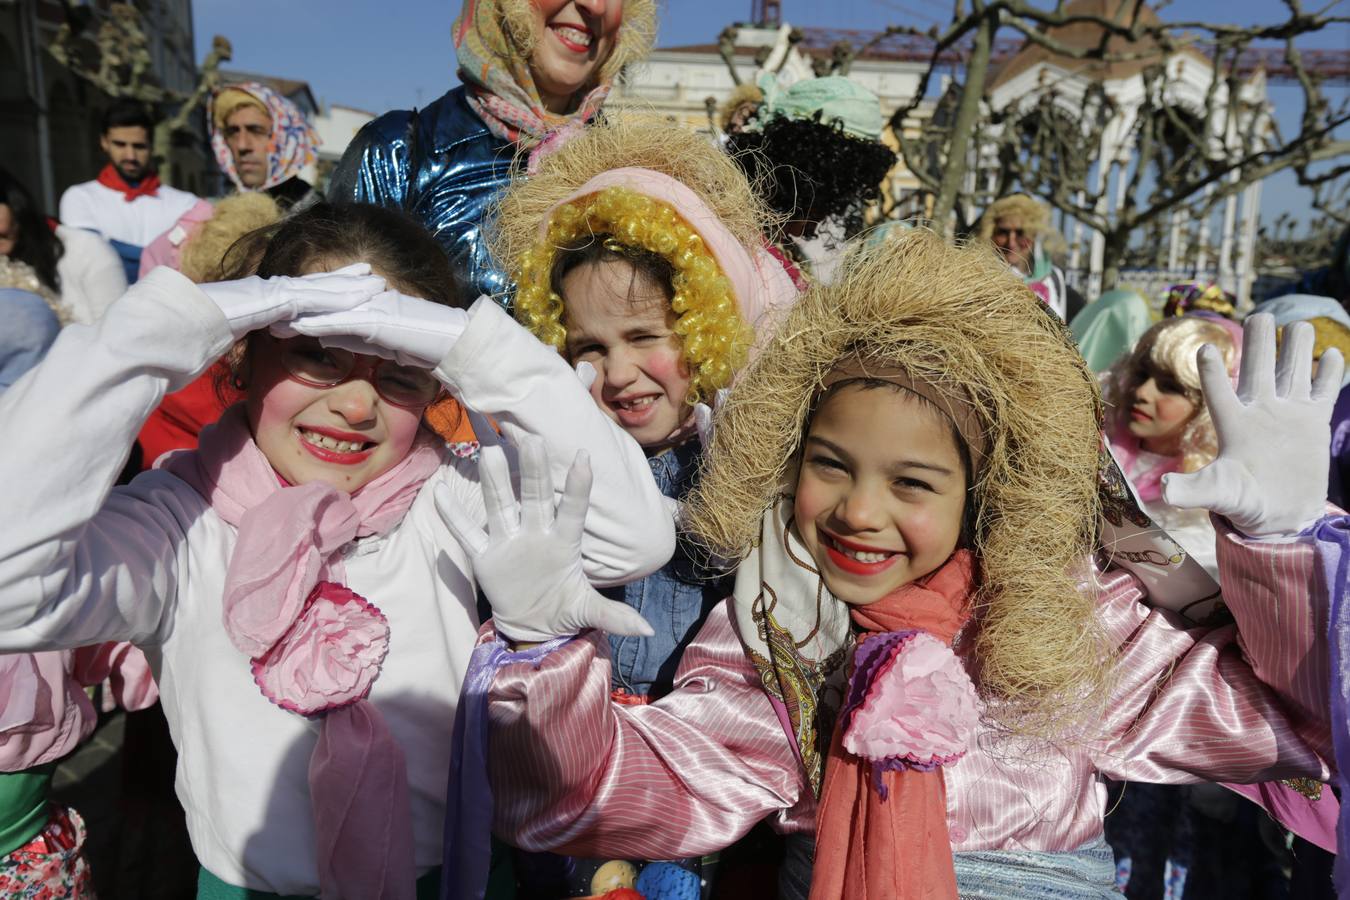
xmin=977 ymin=193 xmax=1067 ymax=260
xmin=498 ymin=0 xmax=657 ymax=83
xmin=684 ymin=229 xmax=1112 ymax=734
xmin=180 ymin=193 xmax=283 ymax=285
xmin=493 ymin=115 xmax=775 ymax=403
xmin=212 ymin=88 xmax=269 ymax=131
xmin=718 ymin=83 xmax=764 ymax=132
xmin=1103 ymin=316 xmax=1239 ymax=473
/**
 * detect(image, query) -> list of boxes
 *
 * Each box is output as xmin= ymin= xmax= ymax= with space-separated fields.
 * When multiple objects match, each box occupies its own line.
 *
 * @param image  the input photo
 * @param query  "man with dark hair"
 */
xmin=58 ymin=99 xmax=198 ymax=283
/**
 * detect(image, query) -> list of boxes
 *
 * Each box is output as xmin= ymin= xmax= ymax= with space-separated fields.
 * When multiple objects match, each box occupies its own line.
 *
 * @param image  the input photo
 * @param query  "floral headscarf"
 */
xmin=452 ymin=0 xmax=655 ymax=144
xmin=208 ymin=82 xmax=319 ymax=193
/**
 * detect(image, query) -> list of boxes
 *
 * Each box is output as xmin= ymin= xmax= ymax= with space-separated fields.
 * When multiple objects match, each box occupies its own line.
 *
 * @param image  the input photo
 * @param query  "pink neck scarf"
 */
xmin=1107 ymin=422 xmax=1181 ymax=503
xmin=163 ymin=405 xmax=444 ymax=899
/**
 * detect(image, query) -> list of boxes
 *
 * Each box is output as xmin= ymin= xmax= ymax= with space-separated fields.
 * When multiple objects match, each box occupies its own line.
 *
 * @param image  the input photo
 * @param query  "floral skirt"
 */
xmin=0 ymin=805 xmax=94 ymax=899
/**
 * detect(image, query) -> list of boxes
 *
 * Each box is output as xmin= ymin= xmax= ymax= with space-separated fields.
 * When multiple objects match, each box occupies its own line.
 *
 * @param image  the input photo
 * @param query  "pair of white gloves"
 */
xmin=200 ymin=263 xmax=468 ymax=368
xmin=198 ymin=266 xmax=648 ymax=643
xmin=202 ymin=270 xmax=1346 ymax=644
xmin=447 ymin=313 xmax=1346 ymax=645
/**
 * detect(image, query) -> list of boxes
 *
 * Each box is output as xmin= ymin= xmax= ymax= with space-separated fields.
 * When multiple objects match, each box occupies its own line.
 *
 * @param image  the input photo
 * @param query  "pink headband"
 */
xmin=539 ymin=167 xmax=797 ymax=333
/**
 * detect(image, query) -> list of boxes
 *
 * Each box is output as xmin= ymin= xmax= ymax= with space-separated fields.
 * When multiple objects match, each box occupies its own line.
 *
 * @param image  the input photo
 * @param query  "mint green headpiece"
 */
xmin=750 ymin=73 xmax=884 ymax=141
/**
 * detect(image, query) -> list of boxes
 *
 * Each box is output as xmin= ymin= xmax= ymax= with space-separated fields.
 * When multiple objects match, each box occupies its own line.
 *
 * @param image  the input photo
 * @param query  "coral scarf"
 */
xmin=96 ymin=164 xmax=160 ymax=202
xmin=810 ymin=550 xmax=979 ymax=900
xmin=162 ymin=405 xmax=444 ymax=899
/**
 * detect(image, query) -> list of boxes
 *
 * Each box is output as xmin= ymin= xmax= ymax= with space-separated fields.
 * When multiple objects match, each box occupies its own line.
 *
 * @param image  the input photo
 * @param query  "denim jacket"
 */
xmin=327 ymin=86 xmax=516 ymax=305
xmin=605 ymin=439 xmax=732 ymax=698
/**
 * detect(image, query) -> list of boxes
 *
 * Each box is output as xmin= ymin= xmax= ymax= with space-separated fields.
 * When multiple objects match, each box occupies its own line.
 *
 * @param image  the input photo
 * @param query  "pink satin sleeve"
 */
xmin=71 ymin=641 xmax=160 ymax=712
xmin=1092 ymin=519 xmax=1331 ymax=785
xmin=488 ymin=601 xmax=812 ymax=858
xmin=0 ymin=651 xmax=96 ymax=771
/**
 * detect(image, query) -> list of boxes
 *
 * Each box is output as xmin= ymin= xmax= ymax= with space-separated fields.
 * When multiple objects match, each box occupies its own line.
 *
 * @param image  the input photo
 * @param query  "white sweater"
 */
xmin=58 ymin=179 xmax=199 ymax=248
xmin=0 ymin=269 xmax=674 ymax=893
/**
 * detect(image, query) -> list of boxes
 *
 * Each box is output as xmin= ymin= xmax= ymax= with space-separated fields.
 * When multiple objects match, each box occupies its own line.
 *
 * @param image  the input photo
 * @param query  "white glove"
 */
xmin=277 ymin=290 xmax=470 ymax=368
xmin=198 ymin=263 xmax=387 ymax=342
xmin=435 ymin=433 xmax=655 ymax=643
xmin=1162 ymin=313 xmax=1346 ymax=538
xmin=574 ymin=360 xmax=597 ymax=390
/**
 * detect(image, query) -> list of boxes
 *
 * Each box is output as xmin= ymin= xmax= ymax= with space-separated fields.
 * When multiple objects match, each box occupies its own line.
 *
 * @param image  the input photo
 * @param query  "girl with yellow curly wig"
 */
xmin=465 ymin=113 xmax=796 ymax=897
xmin=451 ymin=229 xmax=1345 ymax=900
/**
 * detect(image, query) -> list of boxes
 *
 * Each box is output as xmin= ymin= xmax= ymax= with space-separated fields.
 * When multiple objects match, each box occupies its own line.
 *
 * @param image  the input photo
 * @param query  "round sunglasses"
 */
xmin=273 ymin=337 xmax=441 ymax=408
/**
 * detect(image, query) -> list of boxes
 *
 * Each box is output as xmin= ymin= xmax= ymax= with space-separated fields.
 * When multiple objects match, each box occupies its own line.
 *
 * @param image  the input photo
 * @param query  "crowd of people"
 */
xmin=1 ymin=2 xmax=1349 ymax=899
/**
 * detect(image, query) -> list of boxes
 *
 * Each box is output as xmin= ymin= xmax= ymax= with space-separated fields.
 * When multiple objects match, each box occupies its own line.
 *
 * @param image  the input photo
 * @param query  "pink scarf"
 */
xmin=162 ymin=405 xmax=444 ymax=898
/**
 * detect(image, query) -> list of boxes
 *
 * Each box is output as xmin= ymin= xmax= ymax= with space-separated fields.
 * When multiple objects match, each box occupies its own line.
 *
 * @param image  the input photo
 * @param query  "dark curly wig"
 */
xmin=727 ymin=114 xmax=896 ymax=239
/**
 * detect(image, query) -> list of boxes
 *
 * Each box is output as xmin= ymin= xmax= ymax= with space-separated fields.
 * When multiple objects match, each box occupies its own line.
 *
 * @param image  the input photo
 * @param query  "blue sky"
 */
xmin=193 ymin=0 xmax=1347 ymax=226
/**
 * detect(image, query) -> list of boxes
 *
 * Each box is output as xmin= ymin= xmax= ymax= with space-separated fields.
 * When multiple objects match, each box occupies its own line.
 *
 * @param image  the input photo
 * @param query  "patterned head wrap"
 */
xmin=209 ymin=82 xmax=319 ymax=193
xmin=453 ymin=0 xmax=656 ymax=145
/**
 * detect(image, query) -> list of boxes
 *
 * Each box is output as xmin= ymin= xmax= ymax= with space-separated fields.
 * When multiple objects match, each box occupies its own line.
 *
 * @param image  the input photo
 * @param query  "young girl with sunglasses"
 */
xmin=446 ymin=231 xmax=1345 ymax=900
xmin=0 ymin=202 xmax=672 ymax=899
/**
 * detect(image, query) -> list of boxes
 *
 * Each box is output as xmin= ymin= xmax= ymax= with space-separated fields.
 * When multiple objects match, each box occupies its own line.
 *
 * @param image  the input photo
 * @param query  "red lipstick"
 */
xmin=820 ymin=530 xmax=901 ymax=577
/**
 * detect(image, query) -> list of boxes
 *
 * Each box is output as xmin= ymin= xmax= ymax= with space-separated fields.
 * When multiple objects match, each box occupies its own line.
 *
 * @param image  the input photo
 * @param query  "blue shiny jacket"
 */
xmin=327 ymin=86 xmax=516 ymax=304
xmin=605 ymin=439 xmax=732 ymax=698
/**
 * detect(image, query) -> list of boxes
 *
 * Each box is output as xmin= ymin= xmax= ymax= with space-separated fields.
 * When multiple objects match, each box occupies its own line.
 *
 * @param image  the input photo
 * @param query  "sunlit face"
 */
xmin=1127 ymin=360 xmax=1198 ymax=456
xmin=223 ymin=104 xmax=272 ymax=188
xmin=528 ymin=0 xmax=623 ymax=114
xmin=100 ymin=125 xmax=152 ymax=183
xmin=244 ymin=338 xmax=429 ymax=491
xmin=726 ymin=100 xmax=760 ymax=134
xmin=561 ymin=256 xmax=693 ymax=450
xmin=0 ymin=205 xmax=15 ymax=257
xmin=794 ymin=385 xmax=968 ymax=606
xmin=991 ymin=215 xmax=1035 ymax=275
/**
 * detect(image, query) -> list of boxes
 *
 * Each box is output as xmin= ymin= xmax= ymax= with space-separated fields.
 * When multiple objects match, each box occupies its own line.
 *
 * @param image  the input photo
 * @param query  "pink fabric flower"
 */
xmin=252 ymin=582 xmax=390 ymax=716
xmin=842 ymin=632 xmax=980 ymax=768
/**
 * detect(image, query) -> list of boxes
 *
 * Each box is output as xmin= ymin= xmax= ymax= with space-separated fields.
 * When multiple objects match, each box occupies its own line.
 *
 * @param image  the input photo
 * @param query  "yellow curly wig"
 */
xmin=683 ymin=229 xmax=1112 ymax=735
xmin=493 ymin=115 xmax=776 ymax=403
xmin=497 ymin=0 xmax=657 ymax=83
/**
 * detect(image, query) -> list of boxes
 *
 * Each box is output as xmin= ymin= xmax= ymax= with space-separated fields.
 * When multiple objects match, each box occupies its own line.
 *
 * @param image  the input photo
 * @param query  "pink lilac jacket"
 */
xmin=0 ymin=644 xmax=158 ymax=771
xmin=484 ymin=519 xmax=1337 ymax=858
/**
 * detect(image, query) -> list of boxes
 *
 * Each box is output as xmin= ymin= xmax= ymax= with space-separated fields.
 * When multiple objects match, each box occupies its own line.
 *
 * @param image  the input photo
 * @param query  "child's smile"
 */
xmin=561 ymin=256 xmax=695 ymax=449
xmin=793 ymin=384 xmax=968 ymax=606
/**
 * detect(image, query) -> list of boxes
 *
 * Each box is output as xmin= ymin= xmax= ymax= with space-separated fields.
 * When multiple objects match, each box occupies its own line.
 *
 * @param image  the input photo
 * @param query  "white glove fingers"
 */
xmin=1312 ymin=348 xmax=1345 ymax=404
xmin=555 ymin=451 xmax=594 ymax=539
xmin=1160 ymin=465 xmax=1226 ymax=513
xmin=434 ymin=483 xmax=489 ymax=557
xmin=1237 ymin=314 xmax=1276 ymax=404
xmin=1195 ymin=344 xmax=1242 ymax=429
xmin=587 ymin=593 xmax=656 ymax=638
xmin=1275 ymin=321 xmax=1315 ymax=401
xmin=574 ymin=361 xmax=597 ymax=390
xmin=515 ymin=434 xmax=554 ymax=532
xmin=329 ymin=263 xmax=372 ymax=277
xmin=477 ymin=445 xmax=520 ymax=538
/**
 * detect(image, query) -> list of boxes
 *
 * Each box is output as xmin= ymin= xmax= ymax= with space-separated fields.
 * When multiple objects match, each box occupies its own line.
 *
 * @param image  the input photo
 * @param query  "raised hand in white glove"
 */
xmin=276 ymin=290 xmax=470 ymax=369
xmin=1162 ymin=313 xmax=1346 ymax=538
xmin=198 ymin=263 xmax=387 ymax=342
xmin=435 ymin=433 xmax=655 ymax=644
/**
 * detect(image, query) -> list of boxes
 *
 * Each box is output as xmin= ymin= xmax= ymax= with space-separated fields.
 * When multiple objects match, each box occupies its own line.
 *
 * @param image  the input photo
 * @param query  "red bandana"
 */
xmin=96 ymin=164 xmax=160 ymax=202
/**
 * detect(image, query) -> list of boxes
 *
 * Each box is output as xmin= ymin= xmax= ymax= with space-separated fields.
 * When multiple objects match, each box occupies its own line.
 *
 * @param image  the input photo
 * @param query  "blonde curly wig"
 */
xmin=683 ymin=229 xmax=1112 ymax=734
xmin=977 ymin=193 xmax=1067 ymax=261
xmin=1103 ymin=316 xmax=1239 ymax=473
xmin=493 ymin=115 xmax=776 ymax=403
xmin=498 ymin=0 xmax=657 ymax=83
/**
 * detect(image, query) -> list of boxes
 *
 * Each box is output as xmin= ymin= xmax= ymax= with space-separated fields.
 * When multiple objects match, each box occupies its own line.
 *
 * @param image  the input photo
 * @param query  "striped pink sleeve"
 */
xmin=1092 ymin=522 xmax=1332 ymax=785
xmin=488 ymin=601 xmax=810 ymax=859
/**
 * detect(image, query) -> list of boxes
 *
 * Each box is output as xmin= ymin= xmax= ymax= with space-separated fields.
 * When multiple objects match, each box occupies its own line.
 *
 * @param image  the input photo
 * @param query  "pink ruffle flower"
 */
xmin=252 ymin=582 xmax=390 ymax=716
xmin=842 ymin=631 xmax=981 ymax=770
